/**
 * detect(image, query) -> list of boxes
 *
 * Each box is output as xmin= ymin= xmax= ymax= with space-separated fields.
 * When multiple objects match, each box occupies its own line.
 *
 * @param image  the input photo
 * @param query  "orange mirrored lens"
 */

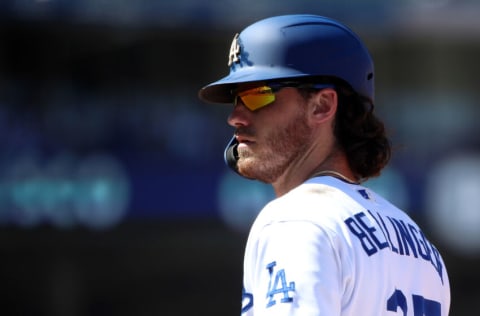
xmin=237 ymin=86 xmax=275 ymax=111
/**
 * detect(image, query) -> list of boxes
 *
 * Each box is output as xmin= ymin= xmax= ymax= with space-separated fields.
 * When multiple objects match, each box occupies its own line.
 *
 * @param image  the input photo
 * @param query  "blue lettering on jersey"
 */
xmin=345 ymin=211 xmax=445 ymax=284
xmin=344 ymin=216 xmax=378 ymax=255
xmin=344 ymin=212 xmax=389 ymax=256
xmin=389 ymin=217 xmax=418 ymax=257
xmin=372 ymin=210 xmax=399 ymax=254
xmin=241 ymin=286 xmax=254 ymax=313
xmin=266 ymin=261 xmax=296 ymax=308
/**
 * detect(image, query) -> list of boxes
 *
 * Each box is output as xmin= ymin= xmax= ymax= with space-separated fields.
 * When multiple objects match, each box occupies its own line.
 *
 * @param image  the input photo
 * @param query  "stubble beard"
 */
xmin=237 ymin=111 xmax=312 ymax=183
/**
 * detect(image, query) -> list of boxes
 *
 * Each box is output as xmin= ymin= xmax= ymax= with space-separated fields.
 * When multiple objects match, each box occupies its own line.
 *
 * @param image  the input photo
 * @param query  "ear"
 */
xmin=308 ymin=88 xmax=338 ymax=123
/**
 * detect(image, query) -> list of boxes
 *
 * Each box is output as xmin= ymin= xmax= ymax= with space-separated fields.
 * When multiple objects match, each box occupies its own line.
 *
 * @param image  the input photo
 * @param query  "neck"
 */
xmin=309 ymin=170 xmax=359 ymax=184
xmin=272 ymin=147 xmax=356 ymax=197
xmin=308 ymin=150 xmax=358 ymax=184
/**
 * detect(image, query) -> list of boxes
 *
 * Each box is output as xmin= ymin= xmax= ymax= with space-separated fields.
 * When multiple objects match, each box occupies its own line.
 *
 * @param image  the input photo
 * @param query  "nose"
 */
xmin=227 ymin=98 xmax=251 ymax=127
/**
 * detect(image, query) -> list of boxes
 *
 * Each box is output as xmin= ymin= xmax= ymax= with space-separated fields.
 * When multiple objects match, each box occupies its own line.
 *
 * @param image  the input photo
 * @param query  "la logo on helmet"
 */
xmin=228 ymin=33 xmax=241 ymax=66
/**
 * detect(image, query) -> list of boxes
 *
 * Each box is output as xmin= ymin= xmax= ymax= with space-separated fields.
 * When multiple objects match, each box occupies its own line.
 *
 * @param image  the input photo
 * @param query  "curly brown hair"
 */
xmin=334 ymin=86 xmax=391 ymax=181
xmin=295 ymin=76 xmax=391 ymax=181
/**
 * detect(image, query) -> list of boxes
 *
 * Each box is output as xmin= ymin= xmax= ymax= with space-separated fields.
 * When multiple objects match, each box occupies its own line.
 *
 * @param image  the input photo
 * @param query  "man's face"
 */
xmin=227 ymin=86 xmax=313 ymax=183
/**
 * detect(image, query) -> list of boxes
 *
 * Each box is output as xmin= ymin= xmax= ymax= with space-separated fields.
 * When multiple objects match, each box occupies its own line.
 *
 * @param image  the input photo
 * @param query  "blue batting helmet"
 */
xmin=199 ymin=14 xmax=375 ymax=104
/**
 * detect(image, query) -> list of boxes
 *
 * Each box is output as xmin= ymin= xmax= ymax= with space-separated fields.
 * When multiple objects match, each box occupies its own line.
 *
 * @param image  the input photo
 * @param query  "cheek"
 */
xmin=267 ymin=110 xmax=312 ymax=152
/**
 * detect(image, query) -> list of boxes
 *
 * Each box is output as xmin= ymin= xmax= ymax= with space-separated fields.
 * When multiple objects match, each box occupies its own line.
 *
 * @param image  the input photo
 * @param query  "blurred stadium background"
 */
xmin=0 ymin=0 xmax=479 ymax=315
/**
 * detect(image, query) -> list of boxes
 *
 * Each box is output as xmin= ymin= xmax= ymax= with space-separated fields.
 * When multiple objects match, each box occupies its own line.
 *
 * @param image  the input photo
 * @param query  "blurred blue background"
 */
xmin=0 ymin=0 xmax=479 ymax=315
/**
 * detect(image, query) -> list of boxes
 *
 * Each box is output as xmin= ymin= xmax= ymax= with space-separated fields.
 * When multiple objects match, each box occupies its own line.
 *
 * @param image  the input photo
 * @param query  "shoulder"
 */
xmin=247 ymin=180 xmax=364 ymax=251
xmin=258 ymin=180 xmax=360 ymax=226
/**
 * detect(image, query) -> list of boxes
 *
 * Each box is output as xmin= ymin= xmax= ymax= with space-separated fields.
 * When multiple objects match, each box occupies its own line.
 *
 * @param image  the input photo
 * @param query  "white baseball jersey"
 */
xmin=241 ymin=176 xmax=450 ymax=316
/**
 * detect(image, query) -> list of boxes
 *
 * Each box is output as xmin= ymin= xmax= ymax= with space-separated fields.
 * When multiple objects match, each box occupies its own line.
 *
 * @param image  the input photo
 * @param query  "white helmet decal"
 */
xmin=228 ymin=33 xmax=241 ymax=66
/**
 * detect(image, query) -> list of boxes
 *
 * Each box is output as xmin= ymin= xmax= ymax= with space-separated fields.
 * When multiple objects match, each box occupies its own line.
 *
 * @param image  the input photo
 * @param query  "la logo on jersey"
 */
xmin=266 ymin=261 xmax=296 ymax=308
xmin=242 ymin=261 xmax=296 ymax=313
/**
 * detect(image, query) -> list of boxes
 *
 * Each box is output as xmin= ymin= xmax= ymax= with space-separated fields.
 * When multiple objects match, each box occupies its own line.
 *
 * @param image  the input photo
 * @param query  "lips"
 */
xmin=236 ymin=135 xmax=254 ymax=144
xmin=234 ymin=128 xmax=255 ymax=144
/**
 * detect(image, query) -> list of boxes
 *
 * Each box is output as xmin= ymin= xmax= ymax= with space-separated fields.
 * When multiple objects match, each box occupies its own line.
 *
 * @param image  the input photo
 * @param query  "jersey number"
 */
xmin=387 ymin=289 xmax=441 ymax=316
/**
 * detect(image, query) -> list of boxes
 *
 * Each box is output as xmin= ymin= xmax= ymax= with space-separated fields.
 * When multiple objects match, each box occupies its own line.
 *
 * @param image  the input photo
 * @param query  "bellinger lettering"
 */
xmin=345 ymin=210 xmax=445 ymax=285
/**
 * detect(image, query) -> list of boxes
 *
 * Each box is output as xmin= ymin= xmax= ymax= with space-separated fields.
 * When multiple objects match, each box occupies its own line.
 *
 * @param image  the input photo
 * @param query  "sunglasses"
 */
xmin=233 ymin=82 xmax=335 ymax=111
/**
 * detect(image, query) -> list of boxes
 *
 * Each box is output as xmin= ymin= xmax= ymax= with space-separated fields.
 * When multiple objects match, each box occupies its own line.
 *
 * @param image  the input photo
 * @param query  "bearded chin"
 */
xmin=237 ymin=113 xmax=312 ymax=183
xmin=237 ymin=154 xmax=280 ymax=183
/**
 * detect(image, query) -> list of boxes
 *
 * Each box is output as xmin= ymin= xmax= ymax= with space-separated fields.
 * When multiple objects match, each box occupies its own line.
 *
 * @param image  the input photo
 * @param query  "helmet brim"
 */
xmin=198 ymin=66 xmax=308 ymax=104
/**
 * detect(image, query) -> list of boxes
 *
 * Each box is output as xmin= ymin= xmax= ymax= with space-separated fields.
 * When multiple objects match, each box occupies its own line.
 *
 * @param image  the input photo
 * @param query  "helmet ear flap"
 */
xmin=224 ymin=136 xmax=239 ymax=174
xmin=224 ymin=136 xmax=256 ymax=179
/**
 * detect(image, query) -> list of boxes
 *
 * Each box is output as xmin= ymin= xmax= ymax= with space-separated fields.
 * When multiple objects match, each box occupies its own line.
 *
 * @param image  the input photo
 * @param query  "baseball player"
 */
xmin=199 ymin=14 xmax=450 ymax=315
